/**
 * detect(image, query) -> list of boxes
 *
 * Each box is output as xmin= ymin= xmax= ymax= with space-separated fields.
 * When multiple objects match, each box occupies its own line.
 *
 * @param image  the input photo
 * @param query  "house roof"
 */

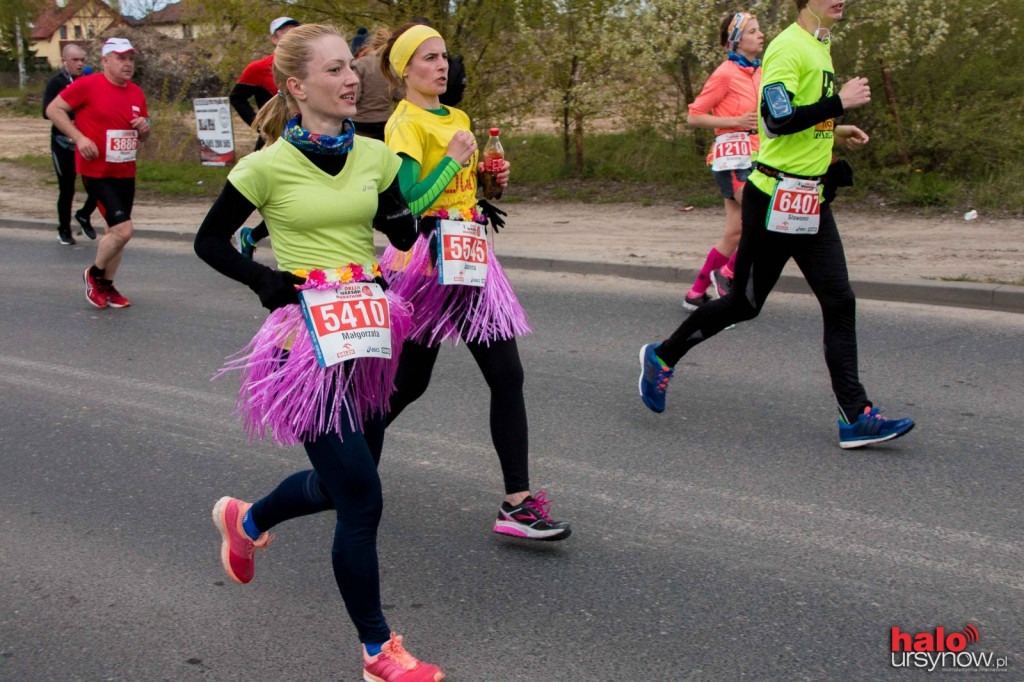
xmin=31 ymin=0 xmax=124 ymax=40
xmin=138 ymin=2 xmax=198 ymax=25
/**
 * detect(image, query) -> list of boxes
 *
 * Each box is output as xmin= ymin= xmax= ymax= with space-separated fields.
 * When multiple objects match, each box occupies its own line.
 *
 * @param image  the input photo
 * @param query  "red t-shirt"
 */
xmin=236 ymin=53 xmax=278 ymax=95
xmin=60 ymin=73 xmax=148 ymax=179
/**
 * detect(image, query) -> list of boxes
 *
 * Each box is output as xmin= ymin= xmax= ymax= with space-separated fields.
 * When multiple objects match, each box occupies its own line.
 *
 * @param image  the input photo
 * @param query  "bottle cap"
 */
xmin=489 ymin=127 xmax=500 ymax=136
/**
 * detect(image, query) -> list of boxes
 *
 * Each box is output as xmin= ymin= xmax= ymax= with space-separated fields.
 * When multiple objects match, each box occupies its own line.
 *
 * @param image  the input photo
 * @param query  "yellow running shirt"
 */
xmin=749 ymin=23 xmax=837 ymax=196
xmin=385 ymin=100 xmax=479 ymax=212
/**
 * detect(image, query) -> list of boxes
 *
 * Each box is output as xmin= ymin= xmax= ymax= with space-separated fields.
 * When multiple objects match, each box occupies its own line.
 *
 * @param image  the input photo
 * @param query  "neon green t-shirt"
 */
xmin=229 ymin=137 xmax=401 ymax=272
xmin=750 ymin=23 xmax=837 ymax=195
xmin=385 ymin=100 xmax=479 ymax=212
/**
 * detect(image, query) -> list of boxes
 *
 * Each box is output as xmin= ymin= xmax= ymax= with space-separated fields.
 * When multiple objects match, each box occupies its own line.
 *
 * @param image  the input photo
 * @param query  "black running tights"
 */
xmin=362 ymin=336 xmax=531 ymax=494
xmin=656 ymin=184 xmax=870 ymax=421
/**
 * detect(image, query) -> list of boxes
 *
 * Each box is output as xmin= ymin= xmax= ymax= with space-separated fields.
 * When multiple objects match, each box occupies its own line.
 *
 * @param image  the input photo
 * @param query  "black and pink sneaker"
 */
xmin=494 ymin=491 xmax=571 ymax=541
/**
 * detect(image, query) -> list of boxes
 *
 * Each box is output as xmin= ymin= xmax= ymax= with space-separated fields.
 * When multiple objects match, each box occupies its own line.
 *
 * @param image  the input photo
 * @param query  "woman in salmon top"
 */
xmin=682 ymin=12 xmax=763 ymax=310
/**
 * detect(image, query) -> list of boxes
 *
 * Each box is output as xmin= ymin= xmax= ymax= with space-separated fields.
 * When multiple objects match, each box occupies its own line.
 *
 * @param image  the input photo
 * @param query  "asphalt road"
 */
xmin=1 ymin=229 xmax=1022 ymax=681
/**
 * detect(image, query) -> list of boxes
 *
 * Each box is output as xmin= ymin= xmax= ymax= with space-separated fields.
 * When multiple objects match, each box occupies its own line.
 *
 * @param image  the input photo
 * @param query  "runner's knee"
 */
xmin=817 ymin=286 xmax=856 ymax=318
xmin=482 ymin=356 xmax=524 ymax=393
xmin=109 ymin=220 xmax=134 ymax=243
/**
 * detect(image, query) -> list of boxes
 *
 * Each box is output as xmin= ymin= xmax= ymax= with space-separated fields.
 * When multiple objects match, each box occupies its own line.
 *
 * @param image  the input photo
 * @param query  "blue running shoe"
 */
xmin=638 ymin=343 xmax=674 ymax=413
xmin=237 ymin=227 xmax=256 ymax=260
xmin=838 ymin=406 xmax=915 ymax=449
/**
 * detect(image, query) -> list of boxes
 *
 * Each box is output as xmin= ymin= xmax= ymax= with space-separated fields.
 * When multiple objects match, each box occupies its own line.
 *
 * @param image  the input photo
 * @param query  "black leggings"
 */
xmin=248 ymin=417 xmax=389 ymax=644
xmin=362 ymin=336 xmax=531 ymax=495
xmin=656 ymin=183 xmax=870 ymax=421
xmin=51 ymin=139 xmax=96 ymax=229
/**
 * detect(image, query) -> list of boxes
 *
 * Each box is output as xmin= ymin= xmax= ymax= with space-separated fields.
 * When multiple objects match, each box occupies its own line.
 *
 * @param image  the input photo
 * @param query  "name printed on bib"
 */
xmin=106 ymin=129 xmax=139 ymax=163
xmin=711 ymin=132 xmax=752 ymax=172
xmin=436 ymin=219 xmax=488 ymax=287
xmin=766 ymin=176 xmax=821 ymax=234
xmin=299 ymin=282 xmax=392 ymax=369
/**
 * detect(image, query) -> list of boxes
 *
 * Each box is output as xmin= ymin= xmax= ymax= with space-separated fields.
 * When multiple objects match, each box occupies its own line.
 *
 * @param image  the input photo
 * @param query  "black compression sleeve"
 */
xmin=42 ymin=77 xmax=63 ymax=119
xmin=761 ymin=89 xmax=845 ymax=137
xmin=194 ymin=181 xmax=271 ymax=290
xmin=229 ymin=83 xmax=262 ymax=127
xmin=373 ymin=176 xmax=417 ymax=251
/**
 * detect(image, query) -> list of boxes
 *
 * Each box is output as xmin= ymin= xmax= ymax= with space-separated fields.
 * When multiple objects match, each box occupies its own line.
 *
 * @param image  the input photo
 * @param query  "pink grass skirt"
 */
xmin=380 ymin=231 xmax=531 ymax=347
xmin=217 ymin=290 xmax=412 ymax=447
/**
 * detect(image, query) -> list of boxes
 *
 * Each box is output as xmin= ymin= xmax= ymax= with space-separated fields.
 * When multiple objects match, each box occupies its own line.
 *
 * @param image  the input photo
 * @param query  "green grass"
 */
xmin=7 ymin=154 xmax=228 ymax=198
xmin=933 ymin=274 xmax=1024 ymax=286
xmin=135 ymin=161 xmax=230 ymax=198
xmin=7 ymin=130 xmax=1024 ymax=211
xmin=500 ymin=131 xmax=724 ymax=204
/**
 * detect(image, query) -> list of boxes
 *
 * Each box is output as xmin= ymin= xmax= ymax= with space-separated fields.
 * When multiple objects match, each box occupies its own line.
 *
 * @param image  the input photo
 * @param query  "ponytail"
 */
xmin=250 ymin=23 xmax=343 ymax=145
xmin=252 ymin=93 xmax=292 ymax=145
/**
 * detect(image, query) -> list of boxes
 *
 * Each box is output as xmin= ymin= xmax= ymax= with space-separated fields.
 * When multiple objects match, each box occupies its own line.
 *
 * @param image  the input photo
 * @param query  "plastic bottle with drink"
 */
xmin=481 ymin=127 xmax=504 ymax=200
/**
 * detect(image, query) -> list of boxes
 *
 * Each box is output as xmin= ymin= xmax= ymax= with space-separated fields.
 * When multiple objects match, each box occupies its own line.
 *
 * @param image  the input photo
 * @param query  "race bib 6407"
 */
xmin=766 ymin=176 xmax=821 ymax=234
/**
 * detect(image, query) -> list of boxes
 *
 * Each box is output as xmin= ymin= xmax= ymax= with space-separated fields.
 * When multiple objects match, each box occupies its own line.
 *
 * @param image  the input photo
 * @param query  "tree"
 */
xmin=633 ymin=0 xmax=788 ymax=147
xmin=835 ymin=0 xmax=951 ymax=165
xmin=0 ymin=0 xmax=43 ymax=87
xmin=521 ymin=0 xmax=634 ymax=173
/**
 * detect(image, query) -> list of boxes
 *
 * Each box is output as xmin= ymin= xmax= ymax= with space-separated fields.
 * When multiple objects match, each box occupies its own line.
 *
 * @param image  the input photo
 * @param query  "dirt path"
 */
xmin=3 ymin=118 xmax=1021 ymax=286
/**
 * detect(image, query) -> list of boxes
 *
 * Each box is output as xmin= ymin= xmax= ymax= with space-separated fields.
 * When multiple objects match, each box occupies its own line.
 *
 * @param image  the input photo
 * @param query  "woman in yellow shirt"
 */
xmin=367 ymin=23 xmax=572 ymax=542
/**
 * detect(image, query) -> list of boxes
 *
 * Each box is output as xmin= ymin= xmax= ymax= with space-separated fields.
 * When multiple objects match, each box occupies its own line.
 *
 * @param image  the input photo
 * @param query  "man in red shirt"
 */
xmin=228 ymin=16 xmax=300 ymax=259
xmin=46 ymin=37 xmax=150 ymax=309
xmin=229 ymin=17 xmax=300 ymax=145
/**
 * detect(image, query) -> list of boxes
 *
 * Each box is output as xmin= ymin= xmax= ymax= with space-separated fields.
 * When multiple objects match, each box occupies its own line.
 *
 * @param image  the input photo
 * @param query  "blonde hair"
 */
xmin=251 ymin=24 xmax=342 ymax=144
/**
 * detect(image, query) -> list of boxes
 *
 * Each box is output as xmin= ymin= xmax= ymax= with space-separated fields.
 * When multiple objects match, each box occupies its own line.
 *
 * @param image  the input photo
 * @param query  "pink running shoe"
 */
xmin=494 ymin=490 xmax=572 ymax=541
xmin=211 ymin=496 xmax=273 ymax=584
xmin=363 ymin=633 xmax=445 ymax=682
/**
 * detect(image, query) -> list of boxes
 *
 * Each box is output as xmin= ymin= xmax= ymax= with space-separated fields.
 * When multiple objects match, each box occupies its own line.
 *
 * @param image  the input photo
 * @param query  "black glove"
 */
xmin=823 ymin=159 xmax=854 ymax=204
xmin=253 ymin=269 xmax=305 ymax=311
xmin=478 ymin=199 xmax=507 ymax=232
xmin=417 ymin=215 xmax=439 ymax=237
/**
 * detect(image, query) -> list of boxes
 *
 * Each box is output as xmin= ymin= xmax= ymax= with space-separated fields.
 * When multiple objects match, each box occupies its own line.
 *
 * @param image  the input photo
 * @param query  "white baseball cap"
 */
xmin=102 ymin=37 xmax=136 ymax=56
xmin=269 ymin=17 xmax=300 ymax=35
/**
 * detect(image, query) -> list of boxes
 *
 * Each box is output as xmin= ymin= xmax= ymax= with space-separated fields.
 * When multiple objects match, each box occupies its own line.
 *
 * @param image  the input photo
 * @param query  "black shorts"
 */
xmin=712 ymin=166 xmax=752 ymax=200
xmin=83 ymin=176 xmax=135 ymax=227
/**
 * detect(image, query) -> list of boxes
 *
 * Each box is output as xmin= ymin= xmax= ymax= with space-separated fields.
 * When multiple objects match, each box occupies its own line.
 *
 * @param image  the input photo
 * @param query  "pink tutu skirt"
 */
xmin=217 ymin=289 xmax=412 ymax=447
xmin=380 ymin=230 xmax=531 ymax=347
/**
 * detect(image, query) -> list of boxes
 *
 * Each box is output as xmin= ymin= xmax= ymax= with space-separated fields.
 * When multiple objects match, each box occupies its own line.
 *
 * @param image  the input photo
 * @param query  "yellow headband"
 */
xmin=389 ymin=25 xmax=443 ymax=78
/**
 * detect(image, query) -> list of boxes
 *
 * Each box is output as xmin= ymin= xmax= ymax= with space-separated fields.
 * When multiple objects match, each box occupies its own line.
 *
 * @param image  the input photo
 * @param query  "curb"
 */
xmin=4 ymin=216 xmax=1022 ymax=315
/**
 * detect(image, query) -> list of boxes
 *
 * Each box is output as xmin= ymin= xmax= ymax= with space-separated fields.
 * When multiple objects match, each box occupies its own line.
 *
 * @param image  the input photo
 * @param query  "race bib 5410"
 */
xmin=299 ymin=282 xmax=392 ymax=368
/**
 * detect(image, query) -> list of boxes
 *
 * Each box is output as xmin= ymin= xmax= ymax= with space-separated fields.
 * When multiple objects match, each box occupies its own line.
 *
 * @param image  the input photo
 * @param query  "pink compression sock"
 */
xmin=689 ymin=247 xmax=730 ymax=296
xmin=721 ymin=253 xmax=736 ymax=279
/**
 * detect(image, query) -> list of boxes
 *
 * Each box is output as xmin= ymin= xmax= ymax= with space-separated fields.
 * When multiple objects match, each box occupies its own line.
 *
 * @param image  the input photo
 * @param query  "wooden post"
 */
xmin=879 ymin=57 xmax=910 ymax=165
